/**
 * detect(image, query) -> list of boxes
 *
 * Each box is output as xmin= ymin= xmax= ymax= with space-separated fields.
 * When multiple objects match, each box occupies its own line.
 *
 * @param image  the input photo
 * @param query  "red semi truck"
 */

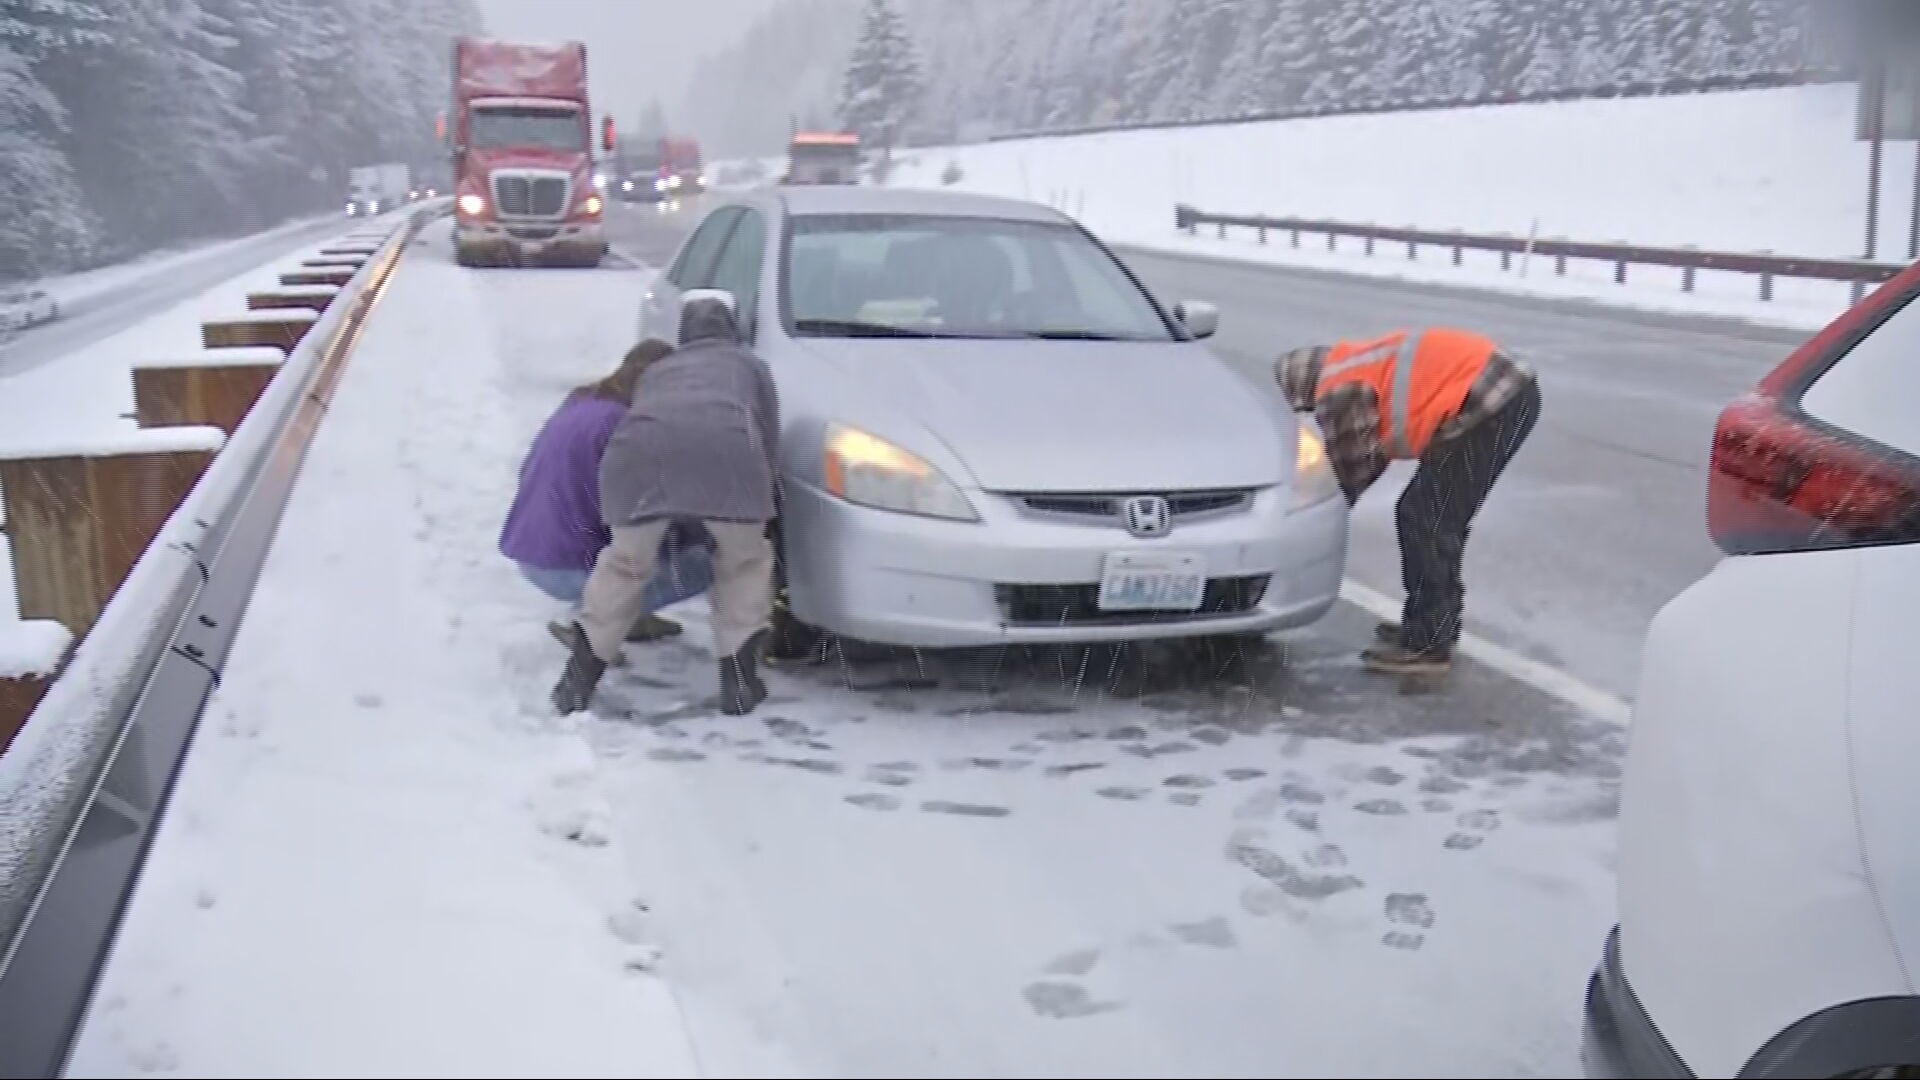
xmin=447 ymin=38 xmax=612 ymax=268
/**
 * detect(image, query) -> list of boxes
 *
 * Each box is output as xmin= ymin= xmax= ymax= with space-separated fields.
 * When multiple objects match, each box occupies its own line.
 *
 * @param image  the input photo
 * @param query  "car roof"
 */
xmin=751 ymin=185 xmax=1070 ymax=224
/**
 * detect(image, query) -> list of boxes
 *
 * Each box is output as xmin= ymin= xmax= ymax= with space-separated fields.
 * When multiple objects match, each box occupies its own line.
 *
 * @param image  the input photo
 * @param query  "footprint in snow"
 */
xmin=845 ymin=792 xmax=901 ymax=812
xmin=1381 ymin=892 xmax=1435 ymax=951
xmin=1444 ymin=807 xmax=1502 ymax=850
xmin=1042 ymin=948 xmax=1101 ymax=977
xmin=1022 ymin=980 xmax=1122 ymax=1020
xmin=1167 ymin=915 xmax=1237 ymax=949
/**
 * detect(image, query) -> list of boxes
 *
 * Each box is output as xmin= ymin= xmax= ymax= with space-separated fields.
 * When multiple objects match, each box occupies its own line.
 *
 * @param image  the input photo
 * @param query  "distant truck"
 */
xmin=346 ymin=163 xmax=411 ymax=216
xmin=784 ymin=132 xmax=861 ymax=185
xmin=446 ymin=37 xmax=612 ymax=268
xmin=658 ymin=136 xmax=705 ymax=197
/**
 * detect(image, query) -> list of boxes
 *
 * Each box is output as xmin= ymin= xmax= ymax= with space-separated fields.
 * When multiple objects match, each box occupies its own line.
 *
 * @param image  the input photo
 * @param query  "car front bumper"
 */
xmin=780 ymin=478 xmax=1347 ymax=648
xmin=1584 ymin=925 xmax=1694 ymax=1079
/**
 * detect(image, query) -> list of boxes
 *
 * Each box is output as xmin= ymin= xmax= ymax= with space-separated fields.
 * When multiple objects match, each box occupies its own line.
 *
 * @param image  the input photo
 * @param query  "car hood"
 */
xmin=796 ymin=337 xmax=1290 ymax=492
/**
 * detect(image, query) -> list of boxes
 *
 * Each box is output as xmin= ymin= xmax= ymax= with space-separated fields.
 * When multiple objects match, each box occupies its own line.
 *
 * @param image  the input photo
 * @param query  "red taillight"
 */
xmin=1709 ymin=395 xmax=1920 ymax=555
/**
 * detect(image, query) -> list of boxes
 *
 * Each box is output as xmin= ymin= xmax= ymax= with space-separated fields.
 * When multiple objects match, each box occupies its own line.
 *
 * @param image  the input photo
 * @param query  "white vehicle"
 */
xmin=0 ymin=286 xmax=58 ymax=332
xmin=345 ymin=163 xmax=411 ymax=216
xmin=1584 ymin=263 xmax=1920 ymax=1078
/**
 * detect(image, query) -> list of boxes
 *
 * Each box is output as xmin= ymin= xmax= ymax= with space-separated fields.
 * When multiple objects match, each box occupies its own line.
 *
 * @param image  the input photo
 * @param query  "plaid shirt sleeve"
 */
xmin=1435 ymin=348 xmax=1537 ymax=442
xmin=1316 ymin=384 xmax=1389 ymax=504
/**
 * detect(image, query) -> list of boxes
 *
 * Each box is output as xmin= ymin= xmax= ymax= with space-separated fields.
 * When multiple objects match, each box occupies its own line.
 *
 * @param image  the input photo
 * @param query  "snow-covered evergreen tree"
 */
xmin=838 ymin=0 xmax=924 ymax=166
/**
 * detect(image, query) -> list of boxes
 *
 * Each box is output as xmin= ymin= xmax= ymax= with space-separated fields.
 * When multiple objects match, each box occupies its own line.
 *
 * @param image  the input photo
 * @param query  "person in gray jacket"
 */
xmin=552 ymin=289 xmax=781 ymax=716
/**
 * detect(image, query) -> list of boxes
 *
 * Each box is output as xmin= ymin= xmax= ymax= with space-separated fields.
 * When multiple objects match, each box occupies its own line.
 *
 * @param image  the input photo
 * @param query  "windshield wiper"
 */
xmin=793 ymin=318 xmax=945 ymax=338
xmin=1020 ymin=330 xmax=1144 ymax=341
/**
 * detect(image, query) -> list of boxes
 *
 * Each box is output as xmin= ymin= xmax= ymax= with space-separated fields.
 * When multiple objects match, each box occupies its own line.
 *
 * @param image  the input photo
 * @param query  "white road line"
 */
xmin=1337 ymin=579 xmax=1634 ymax=727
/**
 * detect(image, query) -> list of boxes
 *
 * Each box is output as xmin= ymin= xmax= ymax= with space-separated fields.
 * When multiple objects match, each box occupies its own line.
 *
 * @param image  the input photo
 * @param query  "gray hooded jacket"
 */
xmin=598 ymin=297 xmax=781 ymax=525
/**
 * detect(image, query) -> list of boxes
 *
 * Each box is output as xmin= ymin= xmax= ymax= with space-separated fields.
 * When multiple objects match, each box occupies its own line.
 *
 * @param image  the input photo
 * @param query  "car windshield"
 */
xmin=784 ymin=213 xmax=1174 ymax=341
xmin=469 ymin=105 xmax=583 ymax=152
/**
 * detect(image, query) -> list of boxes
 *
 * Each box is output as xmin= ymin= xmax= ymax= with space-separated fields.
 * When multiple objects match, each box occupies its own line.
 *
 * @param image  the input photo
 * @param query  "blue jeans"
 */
xmin=518 ymin=541 xmax=714 ymax=614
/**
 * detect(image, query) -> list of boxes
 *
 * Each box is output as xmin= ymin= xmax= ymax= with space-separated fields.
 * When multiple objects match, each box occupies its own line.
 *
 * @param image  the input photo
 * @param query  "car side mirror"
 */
xmin=1175 ymin=299 xmax=1218 ymax=339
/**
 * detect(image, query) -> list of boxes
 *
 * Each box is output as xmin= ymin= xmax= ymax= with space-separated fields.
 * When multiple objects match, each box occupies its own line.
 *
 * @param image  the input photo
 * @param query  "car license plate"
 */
xmin=1098 ymin=550 xmax=1206 ymax=612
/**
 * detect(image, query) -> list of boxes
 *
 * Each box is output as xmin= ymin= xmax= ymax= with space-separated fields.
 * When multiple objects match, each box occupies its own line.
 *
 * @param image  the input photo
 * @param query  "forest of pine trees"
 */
xmin=2 ymin=0 xmax=482 ymax=283
xmin=683 ymin=0 xmax=1844 ymax=156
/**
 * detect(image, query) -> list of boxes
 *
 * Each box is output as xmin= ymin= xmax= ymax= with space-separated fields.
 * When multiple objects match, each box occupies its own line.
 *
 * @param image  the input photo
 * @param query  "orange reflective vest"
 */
xmin=1318 ymin=328 xmax=1498 ymax=459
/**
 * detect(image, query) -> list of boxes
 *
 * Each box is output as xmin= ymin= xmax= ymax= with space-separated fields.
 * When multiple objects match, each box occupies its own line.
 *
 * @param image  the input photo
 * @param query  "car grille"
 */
xmin=491 ymin=173 xmax=568 ymax=218
xmin=996 ymin=575 xmax=1269 ymax=626
xmin=1014 ymin=488 xmax=1254 ymax=522
xmin=506 ymin=225 xmax=558 ymax=240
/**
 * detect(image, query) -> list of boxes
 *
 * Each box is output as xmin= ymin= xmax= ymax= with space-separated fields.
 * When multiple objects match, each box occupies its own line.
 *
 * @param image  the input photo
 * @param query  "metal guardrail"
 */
xmin=1173 ymin=204 xmax=1909 ymax=302
xmin=0 ymin=201 xmax=445 ymax=1079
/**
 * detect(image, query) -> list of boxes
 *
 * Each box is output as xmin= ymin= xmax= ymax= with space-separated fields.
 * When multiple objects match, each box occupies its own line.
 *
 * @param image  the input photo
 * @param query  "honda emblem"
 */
xmin=1121 ymin=495 xmax=1172 ymax=537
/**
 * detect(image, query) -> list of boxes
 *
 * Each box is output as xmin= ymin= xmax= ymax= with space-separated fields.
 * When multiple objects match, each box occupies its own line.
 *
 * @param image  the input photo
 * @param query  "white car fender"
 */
xmin=1618 ymin=549 xmax=1911 ymax=1077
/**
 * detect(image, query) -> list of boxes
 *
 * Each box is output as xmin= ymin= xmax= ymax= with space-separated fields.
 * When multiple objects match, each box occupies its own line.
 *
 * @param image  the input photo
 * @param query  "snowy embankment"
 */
xmin=885 ymin=82 xmax=1892 ymax=330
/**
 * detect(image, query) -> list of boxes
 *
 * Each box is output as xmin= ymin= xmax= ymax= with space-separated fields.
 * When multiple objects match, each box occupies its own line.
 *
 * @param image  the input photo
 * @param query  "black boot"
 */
xmin=551 ymin=622 xmax=607 ymax=715
xmin=718 ymin=629 xmax=770 ymax=716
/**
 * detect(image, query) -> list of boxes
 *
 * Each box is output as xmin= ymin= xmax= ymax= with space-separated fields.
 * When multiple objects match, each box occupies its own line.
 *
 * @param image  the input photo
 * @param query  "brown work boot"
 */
xmin=1361 ymin=643 xmax=1452 ymax=676
xmin=627 ymin=613 xmax=684 ymax=642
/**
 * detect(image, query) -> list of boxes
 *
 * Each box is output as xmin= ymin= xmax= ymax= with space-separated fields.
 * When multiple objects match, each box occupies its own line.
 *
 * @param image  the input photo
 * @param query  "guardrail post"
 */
xmin=1216 ymin=222 xmax=1226 ymax=239
xmin=1554 ymin=246 xmax=1568 ymax=276
xmin=1613 ymin=243 xmax=1628 ymax=285
xmin=248 ymin=284 xmax=339 ymax=315
xmin=1326 ymin=232 xmax=1336 ymax=252
xmin=1680 ymin=245 xmax=1698 ymax=292
xmin=0 ymin=429 xmax=224 ymax=638
xmin=202 ymin=309 xmax=318 ymax=353
xmin=281 ymin=267 xmax=355 ymax=288
xmin=1406 ymin=235 xmax=1419 ymax=261
xmin=1452 ymin=235 xmax=1465 ymax=266
xmin=1757 ymin=252 xmax=1775 ymax=301
xmin=133 ymin=348 xmax=284 ymax=434
xmin=1290 ymin=228 xmax=1300 ymax=248
xmin=0 ymin=622 xmax=72 ymax=756
xmin=1257 ymin=222 xmax=1267 ymax=244
xmin=1363 ymin=233 xmax=1375 ymax=256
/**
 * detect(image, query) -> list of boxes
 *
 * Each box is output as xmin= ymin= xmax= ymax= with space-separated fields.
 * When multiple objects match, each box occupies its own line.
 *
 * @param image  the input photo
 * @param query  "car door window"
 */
xmin=708 ymin=209 xmax=767 ymax=334
xmin=669 ymin=207 xmax=742 ymax=290
xmin=1801 ymin=294 xmax=1920 ymax=457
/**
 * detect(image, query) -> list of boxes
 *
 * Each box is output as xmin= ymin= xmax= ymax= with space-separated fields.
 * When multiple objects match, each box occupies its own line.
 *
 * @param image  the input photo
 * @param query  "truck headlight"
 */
xmin=824 ymin=422 xmax=977 ymax=521
xmin=1293 ymin=423 xmax=1339 ymax=508
xmin=457 ymin=193 xmax=485 ymax=216
xmin=581 ymin=194 xmax=603 ymax=215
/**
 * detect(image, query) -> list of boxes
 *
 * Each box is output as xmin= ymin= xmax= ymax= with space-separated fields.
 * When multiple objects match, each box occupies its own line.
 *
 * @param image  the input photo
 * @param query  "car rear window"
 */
xmin=1800 ymin=293 xmax=1920 ymax=457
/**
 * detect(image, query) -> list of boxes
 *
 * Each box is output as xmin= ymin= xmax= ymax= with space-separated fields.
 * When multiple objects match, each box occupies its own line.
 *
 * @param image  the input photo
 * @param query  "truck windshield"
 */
xmin=469 ymin=106 xmax=583 ymax=152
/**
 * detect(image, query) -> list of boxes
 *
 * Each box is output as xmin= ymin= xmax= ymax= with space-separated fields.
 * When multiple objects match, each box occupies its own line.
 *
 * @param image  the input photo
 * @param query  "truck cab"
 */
xmin=784 ymin=132 xmax=861 ymax=185
xmin=448 ymin=38 xmax=611 ymax=268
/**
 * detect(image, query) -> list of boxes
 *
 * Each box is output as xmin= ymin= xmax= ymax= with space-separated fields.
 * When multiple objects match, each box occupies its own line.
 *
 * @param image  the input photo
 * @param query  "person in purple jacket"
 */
xmin=500 ymin=339 xmax=715 ymax=646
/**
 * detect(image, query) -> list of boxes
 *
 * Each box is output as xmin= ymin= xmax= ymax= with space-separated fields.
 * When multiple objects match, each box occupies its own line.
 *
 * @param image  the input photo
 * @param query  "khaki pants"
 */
xmin=579 ymin=519 xmax=773 ymax=664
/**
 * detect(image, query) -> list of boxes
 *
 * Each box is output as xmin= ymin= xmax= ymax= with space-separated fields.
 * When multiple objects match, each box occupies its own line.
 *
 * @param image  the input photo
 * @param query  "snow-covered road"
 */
xmin=69 ymin=216 xmax=1626 ymax=1078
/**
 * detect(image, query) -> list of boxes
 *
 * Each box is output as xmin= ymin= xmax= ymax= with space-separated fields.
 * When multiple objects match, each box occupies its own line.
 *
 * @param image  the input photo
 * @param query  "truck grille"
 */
xmin=995 ymin=575 xmax=1269 ymax=626
xmin=491 ymin=173 xmax=568 ymax=218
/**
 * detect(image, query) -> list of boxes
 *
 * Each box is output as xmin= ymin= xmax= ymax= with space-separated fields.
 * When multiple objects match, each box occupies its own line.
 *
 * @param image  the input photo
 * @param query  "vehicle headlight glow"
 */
xmin=654 ymin=178 xmax=669 ymax=192
xmin=582 ymin=194 xmax=603 ymax=215
xmin=824 ymin=422 xmax=978 ymax=521
xmin=1293 ymin=424 xmax=1340 ymax=508
xmin=457 ymin=193 xmax=485 ymax=216
xmin=622 ymin=179 xmax=634 ymax=192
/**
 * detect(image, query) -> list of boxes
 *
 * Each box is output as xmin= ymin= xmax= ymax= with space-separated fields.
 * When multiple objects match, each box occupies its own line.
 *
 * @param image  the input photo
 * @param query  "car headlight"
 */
xmin=1294 ymin=423 xmax=1340 ymax=508
xmin=457 ymin=193 xmax=485 ymax=216
xmin=622 ymin=179 xmax=634 ymax=192
xmin=824 ymin=422 xmax=978 ymax=521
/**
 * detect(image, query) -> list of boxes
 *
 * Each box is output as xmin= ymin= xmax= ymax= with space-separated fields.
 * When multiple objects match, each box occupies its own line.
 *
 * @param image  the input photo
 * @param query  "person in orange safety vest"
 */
xmin=1277 ymin=328 xmax=1541 ymax=676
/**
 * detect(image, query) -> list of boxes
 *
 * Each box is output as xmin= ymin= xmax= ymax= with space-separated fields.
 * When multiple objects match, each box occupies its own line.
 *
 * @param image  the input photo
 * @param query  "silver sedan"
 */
xmin=638 ymin=186 xmax=1348 ymax=648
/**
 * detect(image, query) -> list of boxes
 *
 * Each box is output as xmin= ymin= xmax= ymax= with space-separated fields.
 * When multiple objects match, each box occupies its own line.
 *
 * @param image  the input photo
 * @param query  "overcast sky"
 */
xmin=471 ymin=0 xmax=789 ymax=127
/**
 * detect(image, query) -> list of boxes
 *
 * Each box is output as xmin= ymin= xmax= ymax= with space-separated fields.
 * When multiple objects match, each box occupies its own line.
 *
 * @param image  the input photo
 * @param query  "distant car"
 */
xmin=1583 ymin=262 xmax=1920 ymax=1078
xmin=620 ymin=170 xmax=665 ymax=203
xmin=0 ymin=287 xmax=58 ymax=332
xmin=638 ymin=186 xmax=1348 ymax=648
